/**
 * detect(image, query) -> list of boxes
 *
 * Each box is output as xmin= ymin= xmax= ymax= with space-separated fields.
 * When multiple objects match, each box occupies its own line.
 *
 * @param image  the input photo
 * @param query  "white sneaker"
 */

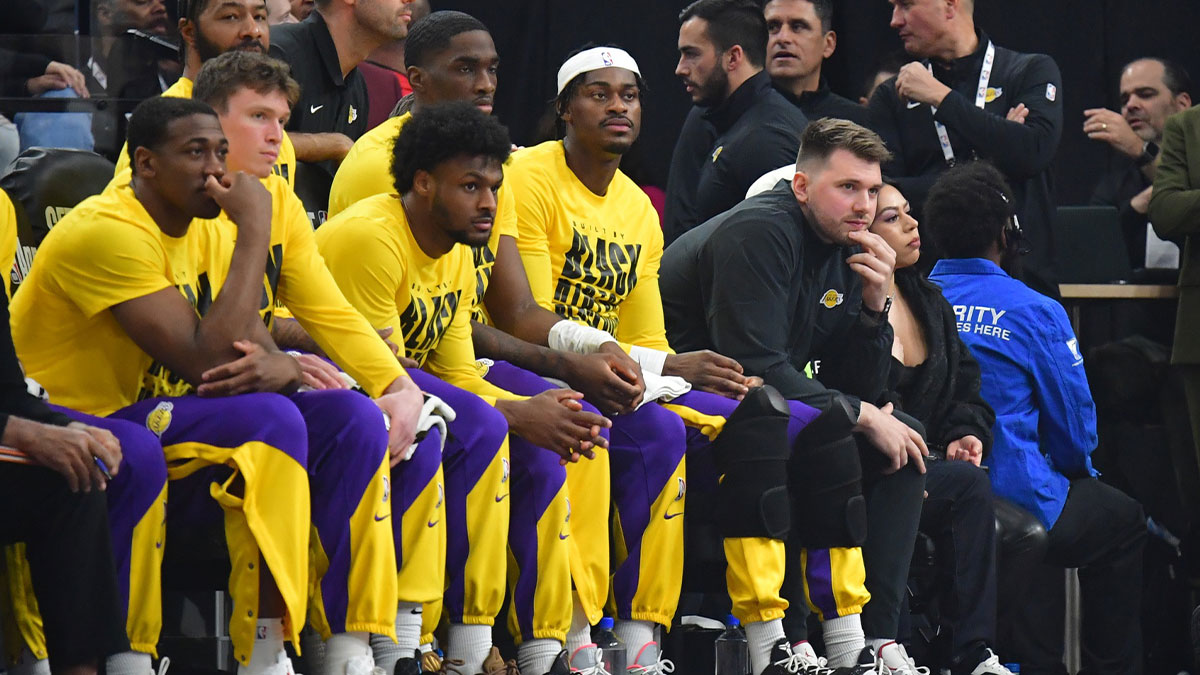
xmin=568 ymin=644 xmax=611 ymax=675
xmin=260 ymin=652 xmax=299 ymax=675
xmin=875 ymin=642 xmax=930 ymax=675
xmin=967 ymin=649 xmax=1014 ymax=675
xmin=626 ymin=642 xmax=675 ymax=674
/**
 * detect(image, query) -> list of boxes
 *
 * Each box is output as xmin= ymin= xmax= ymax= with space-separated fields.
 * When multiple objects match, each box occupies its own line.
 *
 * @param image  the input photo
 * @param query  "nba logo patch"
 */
xmin=1045 ymin=83 xmax=1056 ymax=101
xmin=601 ymin=51 xmax=614 ymax=66
xmin=820 ymin=289 xmax=844 ymax=309
xmin=146 ymin=401 xmax=174 ymax=437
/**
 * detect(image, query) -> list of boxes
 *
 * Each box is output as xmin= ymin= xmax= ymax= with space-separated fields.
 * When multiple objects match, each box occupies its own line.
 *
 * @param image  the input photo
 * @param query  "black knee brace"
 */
xmin=789 ymin=394 xmax=868 ymax=548
xmin=713 ymin=385 xmax=792 ymax=540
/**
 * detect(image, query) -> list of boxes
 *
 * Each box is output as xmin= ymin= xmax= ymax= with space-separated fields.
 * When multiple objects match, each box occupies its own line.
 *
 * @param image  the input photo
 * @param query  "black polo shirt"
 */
xmin=270 ymin=10 xmax=369 ymax=222
xmin=775 ymin=78 xmax=869 ymax=127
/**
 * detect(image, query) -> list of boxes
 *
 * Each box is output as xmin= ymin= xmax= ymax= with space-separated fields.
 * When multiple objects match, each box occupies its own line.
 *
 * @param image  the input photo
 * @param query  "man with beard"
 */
xmin=663 ymin=0 xmax=808 ymax=245
xmin=1087 ymin=58 xmax=1191 ymax=269
xmin=111 ymin=0 xmax=298 ymax=187
xmin=868 ymin=0 xmax=1063 ymax=297
xmin=269 ymin=0 xmax=415 ymax=224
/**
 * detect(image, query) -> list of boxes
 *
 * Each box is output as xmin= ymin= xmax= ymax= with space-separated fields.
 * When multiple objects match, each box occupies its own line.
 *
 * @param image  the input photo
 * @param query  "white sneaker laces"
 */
xmin=627 ymin=657 xmax=675 ymax=674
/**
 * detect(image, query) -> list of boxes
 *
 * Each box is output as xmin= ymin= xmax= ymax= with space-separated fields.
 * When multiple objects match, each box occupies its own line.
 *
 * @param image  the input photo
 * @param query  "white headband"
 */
xmin=556 ymin=47 xmax=641 ymax=95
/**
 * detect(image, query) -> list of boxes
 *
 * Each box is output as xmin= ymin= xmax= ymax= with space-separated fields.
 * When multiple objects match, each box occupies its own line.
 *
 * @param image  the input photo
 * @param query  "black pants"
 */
xmin=0 ymin=463 xmax=128 ymax=669
xmin=860 ymin=456 xmax=927 ymax=640
xmin=919 ymin=459 xmax=996 ymax=667
xmin=1006 ymin=478 xmax=1145 ymax=675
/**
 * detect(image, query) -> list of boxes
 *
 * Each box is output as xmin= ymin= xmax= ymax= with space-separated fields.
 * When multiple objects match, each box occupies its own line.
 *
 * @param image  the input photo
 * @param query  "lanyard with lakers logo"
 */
xmin=928 ymin=40 xmax=995 ymax=166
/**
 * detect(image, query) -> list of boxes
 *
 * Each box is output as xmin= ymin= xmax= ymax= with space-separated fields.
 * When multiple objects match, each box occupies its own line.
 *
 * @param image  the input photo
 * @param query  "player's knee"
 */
xmin=713 ymin=386 xmax=792 ymax=540
xmin=398 ymin=427 xmax=443 ymax=487
xmin=612 ymin=403 xmax=686 ymax=466
xmin=464 ymin=397 xmax=509 ymax=456
xmin=310 ymin=389 xmax=389 ymax=461
xmin=228 ymin=392 xmax=308 ymax=460
xmin=790 ymin=394 xmax=867 ymax=548
xmin=106 ymin=417 xmax=168 ymax=489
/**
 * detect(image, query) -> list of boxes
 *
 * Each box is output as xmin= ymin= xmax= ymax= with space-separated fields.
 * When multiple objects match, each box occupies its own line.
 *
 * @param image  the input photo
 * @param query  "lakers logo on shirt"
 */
xmin=398 ymin=289 xmax=463 ymax=366
xmin=984 ymin=87 xmax=1003 ymax=103
xmin=554 ymin=229 xmax=641 ymax=333
xmin=820 ymin=289 xmax=844 ymax=309
xmin=145 ymin=401 xmax=174 ymax=437
xmin=348 ymin=105 xmax=358 ymax=125
xmin=711 ymin=146 xmax=724 ymax=163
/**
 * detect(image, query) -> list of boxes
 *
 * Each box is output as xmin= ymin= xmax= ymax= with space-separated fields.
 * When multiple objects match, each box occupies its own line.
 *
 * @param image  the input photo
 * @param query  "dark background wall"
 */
xmin=436 ymin=0 xmax=1200 ymax=206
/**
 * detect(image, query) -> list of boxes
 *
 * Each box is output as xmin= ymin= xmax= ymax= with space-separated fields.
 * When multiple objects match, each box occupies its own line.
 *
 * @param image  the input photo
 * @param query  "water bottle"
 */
xmin=596 ymin=617 xmax=627 ymax=674
xmin=714 ymin=615 xmax=750 ymax=675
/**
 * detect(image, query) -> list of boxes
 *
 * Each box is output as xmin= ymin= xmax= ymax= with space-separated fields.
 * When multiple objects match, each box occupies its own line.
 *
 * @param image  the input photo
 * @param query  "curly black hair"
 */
xmin=391 ymin=101 xmax=511 ymax=195
xmin=923 ymin=160 xmax=1016 ymax=260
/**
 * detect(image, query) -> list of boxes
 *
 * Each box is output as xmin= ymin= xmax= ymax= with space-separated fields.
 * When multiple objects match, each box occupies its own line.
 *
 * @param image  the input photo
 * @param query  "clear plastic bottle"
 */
xmin=596 ymin=617 xmax=627 ymax=674
xmin=714 ymin=615 xmax=751 ymax=675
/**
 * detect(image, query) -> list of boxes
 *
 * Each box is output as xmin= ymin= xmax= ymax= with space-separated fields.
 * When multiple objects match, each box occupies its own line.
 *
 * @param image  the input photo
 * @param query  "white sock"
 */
xmin=822 ymin=614 xmax=865 ymax=668
xmin=105 ymin=651 xmax=151 ymax=675
xmin=323 ymin=632 xmax=371 ymax=675
xmin=613 ymin=620 xmax=656 ymax=664
xmin=565 ymin=597 xmax=593 ymax=656
xmin=11 ymin=650 xmax=50 ymax=675
xmin=447 ymin=624 xmax=492 ymax=674
xmin=419 ymin=642 xmax=435 ymax=654
xmin=369 ymin=633 xmax=408 ymax=674
xmin=238 ymin=619 xmax=286 ymax=675
xmin=395 ymin=601 xmax=424 ymax=653
xmin=517 ymin=638 xmax=562 ymax=675
xmin=745 ymin=619 xmax=786 ymax=674
xmin=867 ymin=638 xmax=893 ymax=655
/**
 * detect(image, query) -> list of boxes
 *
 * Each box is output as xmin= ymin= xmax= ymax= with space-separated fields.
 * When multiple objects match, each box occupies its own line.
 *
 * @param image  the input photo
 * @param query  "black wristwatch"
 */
xmin=1136 ymin=140 xmax=1160 ymax=167
xmin=862 ymin=295 xmax=893 ymax=322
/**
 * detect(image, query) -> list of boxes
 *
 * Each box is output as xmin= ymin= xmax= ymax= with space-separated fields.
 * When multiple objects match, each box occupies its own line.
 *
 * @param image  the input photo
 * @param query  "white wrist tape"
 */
xmin=628 ymin=345 xmax=668 ymax=376
xmin=548 ymin=320 xmax=616 ymax=355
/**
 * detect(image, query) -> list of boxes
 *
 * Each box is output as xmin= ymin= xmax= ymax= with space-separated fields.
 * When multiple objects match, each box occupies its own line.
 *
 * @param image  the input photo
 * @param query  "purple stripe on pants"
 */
xmin=52 ymin=405 xmax=167 ymax=628
xmin=405 ymin=368 xmax=508 ymax=624
xmin=481 ymin=360 xmax=607 ymax=640
xmin=803 ymin=547 xmax=837 ymax=617
xmin=289 ymin=389 xmax=389 ymax=634
xmin=607 ymin=402 xmax=687 ymax=620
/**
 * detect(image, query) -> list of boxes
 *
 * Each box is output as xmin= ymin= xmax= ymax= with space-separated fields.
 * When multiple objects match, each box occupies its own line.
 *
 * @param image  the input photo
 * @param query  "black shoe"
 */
xmin=395 ymin=650 xmax=423 ymax=675
xmin=842 ymin=646 xmax=878 ymax=675
xmin=543 ymin=650 xmax=571 ymax=675
xmin=760 ymin=638 xmax=798 ymax=674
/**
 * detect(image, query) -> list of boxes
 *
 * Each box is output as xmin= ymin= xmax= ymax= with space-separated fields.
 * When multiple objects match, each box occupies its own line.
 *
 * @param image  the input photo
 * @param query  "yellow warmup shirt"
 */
xmin=0 ymin=189 xmax=15 ymax=298
xmin=315 ymin=193 xmax=520 ymax=402
xmin=112 ymin=77 xmax=297 ymax=187
xmin=11 ymin=183 xmax=219 ymax=416
xmin=505 ymin=140 xmax=672 ymax=351
xmin=204 ymin=174 xmax=405 ymax=398
xmin=327 ymin=111 xmax=517 ymax=323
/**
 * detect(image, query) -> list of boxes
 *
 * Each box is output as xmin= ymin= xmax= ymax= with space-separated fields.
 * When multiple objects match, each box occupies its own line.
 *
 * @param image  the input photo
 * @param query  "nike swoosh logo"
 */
xmin=495 ymin=493 xmax=508 ymax=503
xmin=559 ymin=530 xmax=570 ymax=540
xmin=906 ymin=100 xmax=922 ymax=109
xmin=664 ymin=511 xmax=684 ymax=520
xmin=428 ymin=519 xmax=439 ymax=528
xmin=374 ymin=513 xmax=390 ymax=522
xmin=310 ymin=104 xmax=324 ymax=113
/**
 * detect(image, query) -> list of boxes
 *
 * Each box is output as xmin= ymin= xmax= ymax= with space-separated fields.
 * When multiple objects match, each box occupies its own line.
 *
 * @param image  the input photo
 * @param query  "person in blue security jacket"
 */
xmin=925 ymin=161 xmax=1146 ymax=675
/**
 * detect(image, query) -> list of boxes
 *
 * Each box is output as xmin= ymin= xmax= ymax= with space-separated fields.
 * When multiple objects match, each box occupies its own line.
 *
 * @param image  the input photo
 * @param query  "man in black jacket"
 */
xmin=664 ymin=0 xmax=808 ymax=246
xmin=661 ymin=118 xmax=929 ymax=671
xmin=764 ymin=0 xmax=867 ymax=126
xmin=868 ymin=0 xmax=1062 ymax=297
xmin=1087 ymin=58 xmax=1191 ymax=269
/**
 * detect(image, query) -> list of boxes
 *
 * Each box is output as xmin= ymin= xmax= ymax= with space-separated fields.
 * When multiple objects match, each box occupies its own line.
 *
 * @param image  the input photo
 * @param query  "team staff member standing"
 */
xmin=869 ymin=0 xmax=1062 ymax=297
xmin=660 ymin=119 xmax=929 ymax=672
xmin=269 ymin=0 xmax=415 ymax=222
xmin=112 ymin=0 xmax=297 ymax=186
xmin=764 ymin=0 xmax=868 ymax=125
xmin=664 ymin=0 xmax=808 ymax=245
